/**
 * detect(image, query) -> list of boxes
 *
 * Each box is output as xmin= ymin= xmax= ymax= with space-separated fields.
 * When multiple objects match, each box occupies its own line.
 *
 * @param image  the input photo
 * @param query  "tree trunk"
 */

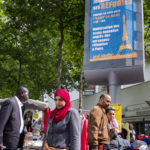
xmin=79 ymin=69 xmax=83 ymax=113
xmin=107 ymin=85 xmax=109 ymax=94
xmin=57 ymin=22 xmax=64 ymax=89
xmin=41 ymin=90 xmax=45 ymax=102
xmin=18 ymin=59 xmax=22 ymax=87
xmin=15 ymin=36 xmax=22 ymax=88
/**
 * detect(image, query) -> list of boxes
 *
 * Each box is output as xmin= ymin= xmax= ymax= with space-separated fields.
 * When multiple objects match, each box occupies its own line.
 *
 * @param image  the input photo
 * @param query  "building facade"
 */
xmin=71 ymin=58 xmax=150 ymax=135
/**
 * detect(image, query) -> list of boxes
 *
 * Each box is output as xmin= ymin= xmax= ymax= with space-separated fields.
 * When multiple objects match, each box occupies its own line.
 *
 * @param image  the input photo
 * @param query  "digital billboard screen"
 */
xmin=90 ymin=0 xmax=137 ymax=62
xmin=84 ymin=0 xmax=144 ymax=85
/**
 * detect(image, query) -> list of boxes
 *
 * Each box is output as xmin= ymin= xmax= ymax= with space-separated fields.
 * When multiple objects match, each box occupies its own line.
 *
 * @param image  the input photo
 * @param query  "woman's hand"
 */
xmin=111 ymin=127 xmax=115 ymax=133
xmin=110 ymin=127 xmax=116 ymax=138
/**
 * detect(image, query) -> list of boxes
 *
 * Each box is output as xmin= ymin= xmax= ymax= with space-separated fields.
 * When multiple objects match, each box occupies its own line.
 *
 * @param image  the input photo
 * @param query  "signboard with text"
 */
xmin=33 ymin=113 xmax=38 ymax=119
xmin=84 ymin=0 xmax=144 ymax=85
xmin=90 ymin=0 xmax=137 ymax=61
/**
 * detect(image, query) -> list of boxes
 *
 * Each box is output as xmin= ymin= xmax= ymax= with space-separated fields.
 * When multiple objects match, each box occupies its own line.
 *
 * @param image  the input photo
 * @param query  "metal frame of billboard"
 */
xmin=84 ymin=0 xmax=145 ymax=86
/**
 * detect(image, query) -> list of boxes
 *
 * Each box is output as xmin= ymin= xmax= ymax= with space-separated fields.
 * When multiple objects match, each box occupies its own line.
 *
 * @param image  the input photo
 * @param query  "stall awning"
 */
xmin=0 ymin=98 xmax=48 ymax=111
xmin=123 ymin=115 xmax=150 ymax=122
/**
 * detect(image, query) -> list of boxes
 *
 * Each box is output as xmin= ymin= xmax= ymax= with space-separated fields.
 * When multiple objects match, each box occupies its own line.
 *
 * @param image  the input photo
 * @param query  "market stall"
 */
xmin=0 ymin=98 xmax=48 ymax=111
xmin=23 ymin=99 xmax=49 ymax=149
xmin=23 ymin=131 xmax=42 ymax=150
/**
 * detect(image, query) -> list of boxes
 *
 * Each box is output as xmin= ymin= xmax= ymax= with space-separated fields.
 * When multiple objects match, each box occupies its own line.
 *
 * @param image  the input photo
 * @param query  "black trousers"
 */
xmin=5 ymin=149 xmax=17 ymax=150
xmin=18 ymin=131 xmax=25 ymax=148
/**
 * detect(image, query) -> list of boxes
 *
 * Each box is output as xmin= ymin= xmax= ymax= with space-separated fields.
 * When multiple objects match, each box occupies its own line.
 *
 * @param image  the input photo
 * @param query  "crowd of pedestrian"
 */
xmin=0 ymin=86 xmax=142 ymax=150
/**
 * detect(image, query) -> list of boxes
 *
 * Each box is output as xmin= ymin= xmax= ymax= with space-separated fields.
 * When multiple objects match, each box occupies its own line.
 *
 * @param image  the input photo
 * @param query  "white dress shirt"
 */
xmin=15 ymin=96 xmax=24 ymax=133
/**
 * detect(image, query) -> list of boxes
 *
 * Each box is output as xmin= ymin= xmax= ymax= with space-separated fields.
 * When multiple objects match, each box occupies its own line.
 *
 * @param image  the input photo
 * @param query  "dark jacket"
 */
xmin=108 ymin=123 xmax=119 ymax=150
xmin=108 ymin=123 xmax=130 ymax=150
xmin=0 ymin=97 xmax=21 ymax=149
xmin=46 ymin=108 xmax=80 ymax=150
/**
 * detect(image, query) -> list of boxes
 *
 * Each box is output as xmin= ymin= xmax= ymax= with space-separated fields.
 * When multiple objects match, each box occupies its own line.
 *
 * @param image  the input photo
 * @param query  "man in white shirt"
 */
xmin=0 ymin=86 xmax=29 ymax=150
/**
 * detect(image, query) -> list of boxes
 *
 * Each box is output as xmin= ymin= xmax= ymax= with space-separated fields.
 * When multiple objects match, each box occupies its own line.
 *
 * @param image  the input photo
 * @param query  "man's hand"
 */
xmin=0 ymin=144 xmax=3 ymax=150
xmin=0 ymin=144 xmax=6 ymax=150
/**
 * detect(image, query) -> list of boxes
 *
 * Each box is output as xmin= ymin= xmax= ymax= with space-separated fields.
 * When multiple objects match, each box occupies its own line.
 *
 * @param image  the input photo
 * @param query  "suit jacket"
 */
xmin=0 ymin=97 xmax=21 ymax=149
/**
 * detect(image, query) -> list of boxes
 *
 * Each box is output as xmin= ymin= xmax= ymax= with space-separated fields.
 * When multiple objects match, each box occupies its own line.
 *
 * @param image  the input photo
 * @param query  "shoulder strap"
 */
xmin=45 ymin=123 xmax=49 ymax=139
xmin=41 ymin=118 xmax=53 ymax=150
xmin=44 ymin=118 xmax=53 ymax=140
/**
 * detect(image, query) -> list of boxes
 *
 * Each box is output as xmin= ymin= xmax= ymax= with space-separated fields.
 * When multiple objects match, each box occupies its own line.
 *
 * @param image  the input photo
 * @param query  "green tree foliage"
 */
xmin=0 ymin=0 xmax=85 ymax=99
xmin=1 ymin=0 xmax=149 ymax=100
xmin=144 ymin=0 xmax=150 ymax=56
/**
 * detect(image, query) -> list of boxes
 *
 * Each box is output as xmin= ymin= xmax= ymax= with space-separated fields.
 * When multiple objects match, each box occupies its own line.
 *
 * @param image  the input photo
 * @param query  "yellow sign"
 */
xmin=110 ymin=104 xmax=122 ymax=132
xmin=36 ymin=130 xmax=40 ymax=135
xmin=33 ymin=113 xmax=38 ymax=119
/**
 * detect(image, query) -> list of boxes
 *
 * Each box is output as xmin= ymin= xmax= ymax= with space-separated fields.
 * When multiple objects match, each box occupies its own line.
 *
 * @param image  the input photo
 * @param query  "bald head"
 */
xmin=99 ymin=93 xmax=111 ymax=108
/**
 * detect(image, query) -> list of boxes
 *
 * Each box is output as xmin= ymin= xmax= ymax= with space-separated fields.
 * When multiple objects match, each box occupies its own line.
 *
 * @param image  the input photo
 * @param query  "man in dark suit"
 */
xmin=0 ymin=86 xmax=29 ymax=150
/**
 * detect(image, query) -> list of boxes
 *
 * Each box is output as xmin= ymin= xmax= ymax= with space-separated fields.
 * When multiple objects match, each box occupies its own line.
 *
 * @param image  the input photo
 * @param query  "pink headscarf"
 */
xmin=50 ymin=89 xmax=71 ymax=123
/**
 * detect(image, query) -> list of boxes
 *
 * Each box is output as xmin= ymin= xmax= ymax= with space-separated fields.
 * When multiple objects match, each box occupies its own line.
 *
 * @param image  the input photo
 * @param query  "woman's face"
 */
xmin=54 ymin=95 xmax=66 ymax=109
xmin=107 ymin=110 xmax=115 ymax=121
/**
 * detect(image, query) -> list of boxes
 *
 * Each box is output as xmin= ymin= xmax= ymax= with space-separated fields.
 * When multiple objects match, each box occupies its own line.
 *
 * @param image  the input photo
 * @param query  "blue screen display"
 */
xmin=89 ymin=0 xmax=137 ymax=61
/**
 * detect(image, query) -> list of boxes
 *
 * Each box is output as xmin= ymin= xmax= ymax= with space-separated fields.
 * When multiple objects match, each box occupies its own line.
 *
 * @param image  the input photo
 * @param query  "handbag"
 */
xmin=43 ymin=141 xmax=67 ymax=150
xmin=41 ymin=119 xmax=68 ymax=150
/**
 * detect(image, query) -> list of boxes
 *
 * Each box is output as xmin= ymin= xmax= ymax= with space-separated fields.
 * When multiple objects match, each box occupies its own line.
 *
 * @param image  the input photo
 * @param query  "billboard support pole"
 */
xmin=108 ymin=72 xmax=118 ymax=104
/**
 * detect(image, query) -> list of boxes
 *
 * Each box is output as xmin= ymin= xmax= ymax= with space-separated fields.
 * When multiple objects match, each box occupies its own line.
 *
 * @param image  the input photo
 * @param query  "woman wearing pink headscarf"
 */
xmin=43 ymin=89 xmax=80 ymax=150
